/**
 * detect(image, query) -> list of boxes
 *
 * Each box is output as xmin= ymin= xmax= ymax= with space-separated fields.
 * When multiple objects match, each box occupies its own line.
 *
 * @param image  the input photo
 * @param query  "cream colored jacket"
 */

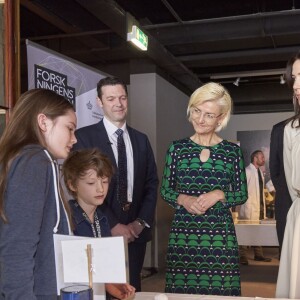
xmin=276 ymin=120 xmax=300 ymax=298
xmin=238 ymin=163 xmax=266 ymax=220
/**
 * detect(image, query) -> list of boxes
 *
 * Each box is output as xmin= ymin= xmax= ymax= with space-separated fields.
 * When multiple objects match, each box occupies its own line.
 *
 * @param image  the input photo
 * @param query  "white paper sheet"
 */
xmin=61 ymin=236 xmax=128 ymax=283
xmin=54 ymin=234 xmax=128 ymax=299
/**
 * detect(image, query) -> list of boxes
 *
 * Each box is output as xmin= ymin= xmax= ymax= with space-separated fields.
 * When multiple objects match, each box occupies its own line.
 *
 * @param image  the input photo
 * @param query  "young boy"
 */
xmin=63 ymin=148 xmax=135 ymax=300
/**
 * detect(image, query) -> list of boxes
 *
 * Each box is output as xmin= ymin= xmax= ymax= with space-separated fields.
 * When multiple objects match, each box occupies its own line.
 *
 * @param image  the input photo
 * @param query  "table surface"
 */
xmin=234 ymin=220 xmax=279 ymax=246
xmin=235 ymin=220 xmax=276 ymax=225
xmin=134 ymin=292 xmax=288 ymax=300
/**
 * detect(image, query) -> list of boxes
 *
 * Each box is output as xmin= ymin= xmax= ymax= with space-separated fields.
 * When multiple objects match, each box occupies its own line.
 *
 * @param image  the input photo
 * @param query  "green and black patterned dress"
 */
xmin=160 ymin=138 xmax=248 ymax=296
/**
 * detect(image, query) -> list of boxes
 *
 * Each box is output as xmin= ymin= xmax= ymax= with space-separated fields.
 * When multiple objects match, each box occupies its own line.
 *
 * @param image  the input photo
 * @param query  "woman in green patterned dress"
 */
xmin=160 ymin=82 xmax=248 ymax=296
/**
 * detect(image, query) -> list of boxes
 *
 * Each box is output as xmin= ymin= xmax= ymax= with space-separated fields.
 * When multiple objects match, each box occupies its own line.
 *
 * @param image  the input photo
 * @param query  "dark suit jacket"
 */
xmin=269 ymin=120 xmax=292 ymax=250
xmin=73 ymin=120 xmax=158 ymax=243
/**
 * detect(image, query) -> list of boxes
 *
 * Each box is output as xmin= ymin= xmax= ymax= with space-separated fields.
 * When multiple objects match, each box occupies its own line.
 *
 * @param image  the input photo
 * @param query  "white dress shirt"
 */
xmin=103 ymin=117 xmax=133 ymax=203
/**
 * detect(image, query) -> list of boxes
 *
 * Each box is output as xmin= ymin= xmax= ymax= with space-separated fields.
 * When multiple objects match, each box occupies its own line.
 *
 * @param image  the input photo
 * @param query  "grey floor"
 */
xmin=141 ymin=247 xmax=279 ymax=298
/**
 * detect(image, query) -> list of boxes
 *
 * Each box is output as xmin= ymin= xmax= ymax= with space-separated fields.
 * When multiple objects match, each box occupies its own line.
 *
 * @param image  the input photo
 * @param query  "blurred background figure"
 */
xmin=238 ymin=150 xmax=272 ymax=265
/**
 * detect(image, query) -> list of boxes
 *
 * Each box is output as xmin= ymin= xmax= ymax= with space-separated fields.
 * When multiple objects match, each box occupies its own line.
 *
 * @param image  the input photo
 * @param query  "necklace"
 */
xmin=82 ymin=211 xmax=101 ymax=238
xmin=82 ymin=209 xmax=101 ymax=237
xmin=74 ymin=201 xmax=102 ymax=237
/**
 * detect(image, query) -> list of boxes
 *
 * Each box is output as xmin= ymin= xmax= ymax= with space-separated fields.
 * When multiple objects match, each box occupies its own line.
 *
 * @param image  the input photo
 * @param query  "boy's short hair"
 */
xmin=63 ymin=148 xmax=114 ymax=198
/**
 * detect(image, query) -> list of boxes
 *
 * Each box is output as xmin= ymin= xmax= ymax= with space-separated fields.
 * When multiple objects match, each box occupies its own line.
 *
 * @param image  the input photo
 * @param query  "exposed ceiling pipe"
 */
xmin=144 ymin=12 xmax=300 ymax=46
xmin=21 ymin=0 xmax=109 ymax=51
xmin=143 ymin=9 xmax=300 ymax=29
xmin=22 ymin=29 xmax=113 ymax=42
xmin=75 ymin=0 xmax=201 ymax=92
xmin=160 ymin=0 xmax=183 ymax=23
xmin=179 ymin=46 xmax=300 ymax=66
xmin=210 ymin=69 xmax=286 ymax=79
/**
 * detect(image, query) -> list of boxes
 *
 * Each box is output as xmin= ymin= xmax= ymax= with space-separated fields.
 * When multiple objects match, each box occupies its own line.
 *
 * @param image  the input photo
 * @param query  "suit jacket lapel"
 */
xmin=127 ymin=126 xmax=137 ymax=184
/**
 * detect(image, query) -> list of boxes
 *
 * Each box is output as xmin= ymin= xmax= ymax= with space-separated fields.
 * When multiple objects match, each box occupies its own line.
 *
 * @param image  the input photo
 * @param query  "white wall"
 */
xmin=128 ymin=74 xmax=158 ymax=269
xmin=128 ymin=73 xmax=192 ymax=269
xmin=222 ymin=112 xmax=293 ymax=141
xmin=155 ymin=74 xmax=192 ymax=269
xmin=128 ymin=73 xmax=157 ymax=151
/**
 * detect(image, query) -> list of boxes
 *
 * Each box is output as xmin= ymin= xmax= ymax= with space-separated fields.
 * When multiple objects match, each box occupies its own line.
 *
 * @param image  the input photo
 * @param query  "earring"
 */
xmin=217 ymin=122 xmax=221 ymax=126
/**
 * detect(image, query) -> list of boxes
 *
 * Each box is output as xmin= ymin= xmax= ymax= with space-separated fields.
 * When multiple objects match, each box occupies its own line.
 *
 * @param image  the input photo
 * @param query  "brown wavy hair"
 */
xmin=62 ymin=148 xmax=114 ymax=199
xmin=0 ymin=88 xmax=74 ymax=222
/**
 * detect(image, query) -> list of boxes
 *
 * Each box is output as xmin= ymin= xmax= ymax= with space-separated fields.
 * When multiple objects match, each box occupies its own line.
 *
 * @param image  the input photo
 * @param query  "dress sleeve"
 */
xmin=223 ymin=146 xmax=248 ymax=208
xmin=160 ymin=142 xmax=179 ymax=208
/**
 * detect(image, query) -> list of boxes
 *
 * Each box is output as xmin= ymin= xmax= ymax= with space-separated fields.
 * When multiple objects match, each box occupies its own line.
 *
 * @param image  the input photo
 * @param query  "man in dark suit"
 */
xmin=73 ymin=77 xmax=158 ymax=291
xmin=270 ymin=120 xmax=292 ymax=256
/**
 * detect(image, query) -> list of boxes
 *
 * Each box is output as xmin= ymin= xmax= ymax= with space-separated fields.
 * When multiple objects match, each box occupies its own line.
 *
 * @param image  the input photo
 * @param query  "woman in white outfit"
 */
xmin=276 ymin=51 xmax=300 ymax=298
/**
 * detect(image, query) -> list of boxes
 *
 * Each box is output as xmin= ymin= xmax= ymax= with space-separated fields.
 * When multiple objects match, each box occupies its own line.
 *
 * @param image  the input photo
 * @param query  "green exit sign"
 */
xmin=127 ymin=25 xmax=148 ymax=51
xmin=135 ymin=26 xmax=148 ymax=49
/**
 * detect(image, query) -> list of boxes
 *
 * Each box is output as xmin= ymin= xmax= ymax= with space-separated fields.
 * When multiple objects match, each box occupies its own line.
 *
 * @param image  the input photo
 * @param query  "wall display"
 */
xmin=26 ymin=40 xmax=108 ymax=129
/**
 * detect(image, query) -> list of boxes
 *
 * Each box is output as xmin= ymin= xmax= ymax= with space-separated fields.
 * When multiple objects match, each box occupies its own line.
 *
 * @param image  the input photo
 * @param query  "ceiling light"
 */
xmin=127 ymin=25 xmax=148 ymax=51
xmin=280 ymin=75 xmax=286 ymax=85
xmin=210 ymin=68 xmax=286 ymax=79
xmin=233 ymin=78 xmax=240 ymax=86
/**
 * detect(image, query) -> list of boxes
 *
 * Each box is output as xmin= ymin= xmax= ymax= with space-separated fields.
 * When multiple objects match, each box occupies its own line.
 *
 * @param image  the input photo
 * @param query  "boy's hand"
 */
xmin=105 ymin=283 xmax=135 ymax=299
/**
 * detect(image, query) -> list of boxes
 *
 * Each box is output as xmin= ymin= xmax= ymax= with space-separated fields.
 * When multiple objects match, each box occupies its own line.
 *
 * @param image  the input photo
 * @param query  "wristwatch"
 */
xmin=136 ymin=218 xmax=146 ymax=228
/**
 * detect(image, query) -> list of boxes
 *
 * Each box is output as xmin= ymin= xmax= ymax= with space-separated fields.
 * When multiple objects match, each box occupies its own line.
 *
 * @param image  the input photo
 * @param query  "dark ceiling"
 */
xmin=20 ymin=0 xmax=300 ymax=113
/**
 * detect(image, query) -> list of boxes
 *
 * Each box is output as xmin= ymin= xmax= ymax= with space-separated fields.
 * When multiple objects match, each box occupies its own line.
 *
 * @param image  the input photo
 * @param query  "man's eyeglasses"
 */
xmin=190 ymin=107 xmax=222 ymax=123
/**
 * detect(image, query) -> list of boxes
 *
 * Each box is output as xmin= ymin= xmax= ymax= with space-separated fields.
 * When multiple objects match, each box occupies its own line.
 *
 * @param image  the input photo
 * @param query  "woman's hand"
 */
xmin=105 ymin=283 xmax=135 ymax=299
xmin=196 ymin=190 xmax=225 ymax=212
xmin=177 ymin=194 xmax=206 ymax=215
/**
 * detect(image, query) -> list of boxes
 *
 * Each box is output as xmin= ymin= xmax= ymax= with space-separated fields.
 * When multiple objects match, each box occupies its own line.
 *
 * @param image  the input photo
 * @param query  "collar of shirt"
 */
xmin=69 ymin=200 xmax=108 ymax=225
xmin=103 ymin=116 xmax=127 ymax=141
